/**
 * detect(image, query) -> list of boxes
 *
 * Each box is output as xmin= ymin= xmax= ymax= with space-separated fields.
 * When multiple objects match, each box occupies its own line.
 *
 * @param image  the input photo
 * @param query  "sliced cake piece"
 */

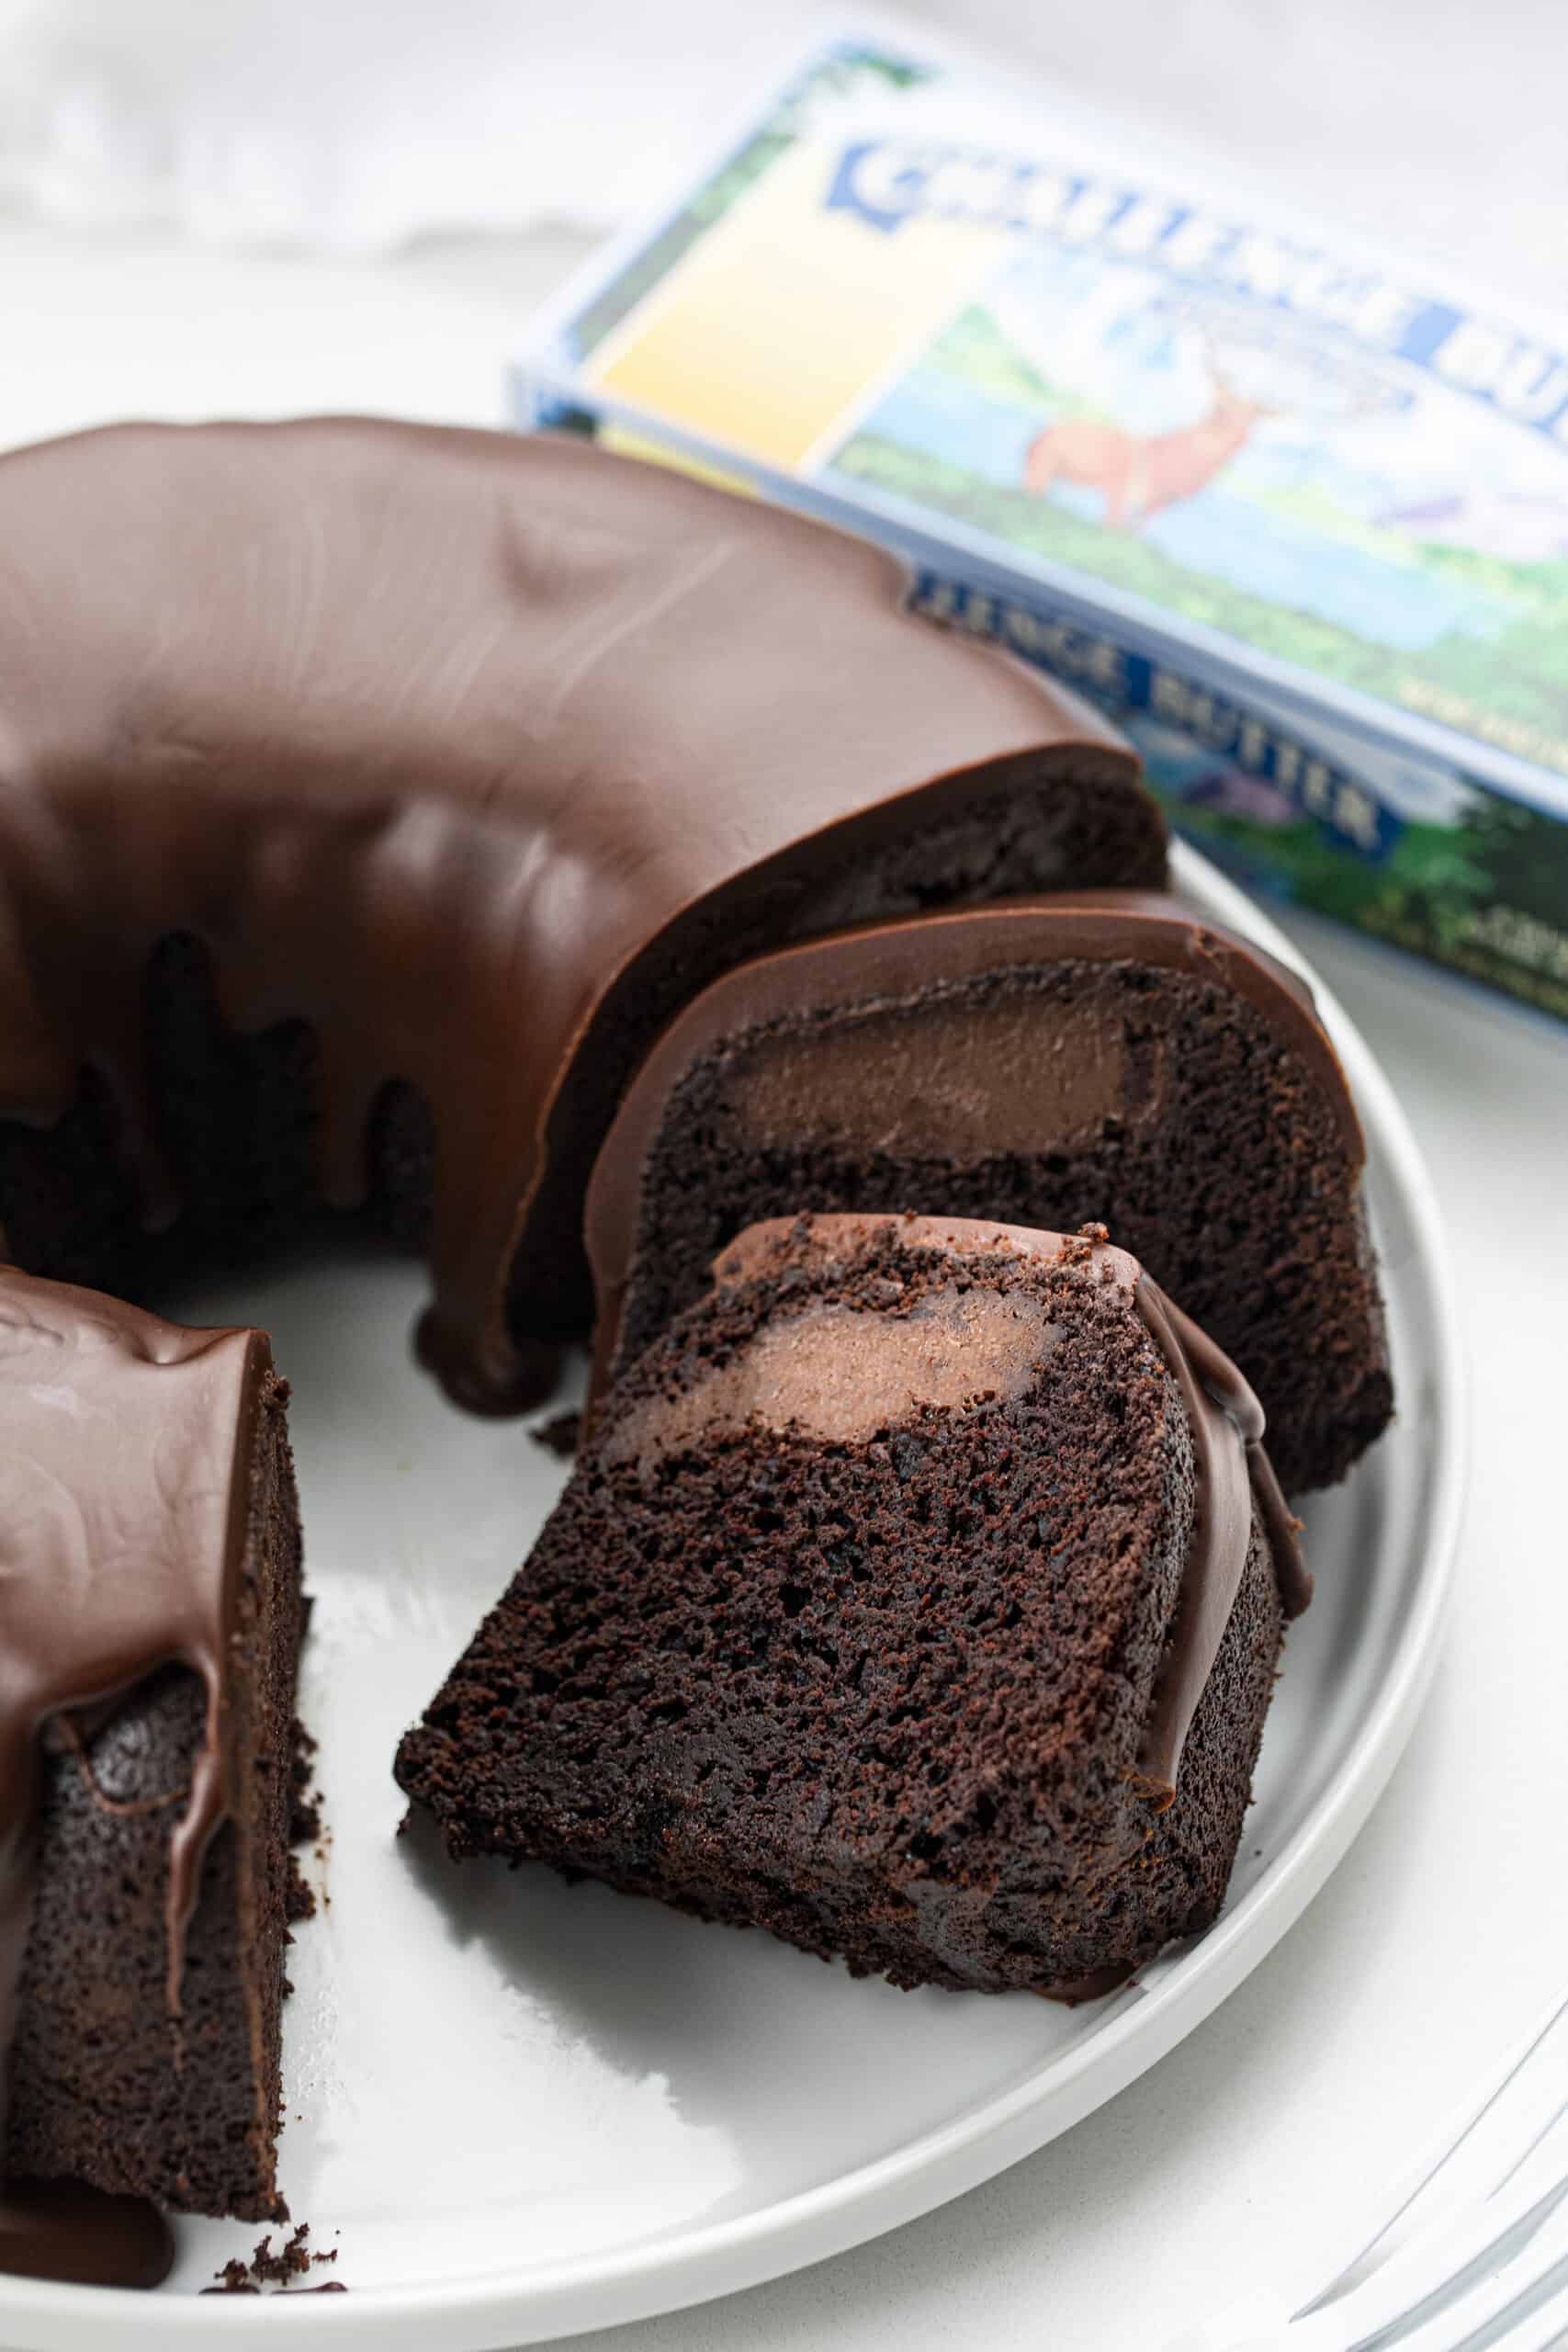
xmin=0 ymin=1269 xmax=308 ymax=2286
xmin=585 ymin=894 xmax=1391 ymax=1493
xmin=397 ymin=1214 xmax=1306 ymax=1996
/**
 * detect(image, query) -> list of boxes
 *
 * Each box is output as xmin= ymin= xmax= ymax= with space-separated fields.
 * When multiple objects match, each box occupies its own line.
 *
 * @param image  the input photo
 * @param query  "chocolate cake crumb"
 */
xmin=290 ymin=1719 xmax=321 ymax=1843
xmin=212 ymin=2222 xmax=339 ymax=2292
xmin=254 ymin=2224 xmax=312 ymax=2283
xmin=209 ymin=2257 xmax=258 ymax=2293
xmin=285 ymin=1715 xmax=324 ymax=1921
xmin=530 ymin=1408 xmax=581 ymax=1459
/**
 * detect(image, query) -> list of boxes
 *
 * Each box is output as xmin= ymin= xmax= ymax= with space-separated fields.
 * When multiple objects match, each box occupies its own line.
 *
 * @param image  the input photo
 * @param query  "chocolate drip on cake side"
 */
xmin=0 ymin=419 xmax=1149 ymax=1413
xmin=1131 ymin=1269 xmax=1310 ymax=1804
xmin=0 ymin=1271 xmax=267 ymax=2289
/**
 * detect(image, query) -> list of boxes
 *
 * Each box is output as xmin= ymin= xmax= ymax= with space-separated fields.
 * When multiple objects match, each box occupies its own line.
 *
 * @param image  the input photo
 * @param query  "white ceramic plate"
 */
xmin=1 ymin=845 xmax=1463 ymax=2352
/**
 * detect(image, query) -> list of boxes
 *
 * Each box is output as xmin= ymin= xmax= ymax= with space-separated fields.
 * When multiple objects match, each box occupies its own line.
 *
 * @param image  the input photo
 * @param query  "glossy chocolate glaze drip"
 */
xmin=0 ymin=2183 xmax=173 ymax=2290
xmin=701 ymin=1213 xmax=1305 ymax=1803
xmin=583 ymin=893 xmax=1363 ymax=1388
xmin=0 ymin=1269 xmax=267 ymax=2289
xmin=0 ymin=418 xmax=1141 ymax=1410
xmin=1132 ymin=1271 xmax=1309 ymax=1806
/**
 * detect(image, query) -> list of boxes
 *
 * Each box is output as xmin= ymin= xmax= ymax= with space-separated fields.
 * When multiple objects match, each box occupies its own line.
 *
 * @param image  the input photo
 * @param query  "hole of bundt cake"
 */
xmin=0 ymin=931 xmax=444 ymax=1322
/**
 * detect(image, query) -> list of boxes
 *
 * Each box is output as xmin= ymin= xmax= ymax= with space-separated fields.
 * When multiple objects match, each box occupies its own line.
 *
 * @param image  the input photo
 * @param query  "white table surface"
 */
xmin=5 ymin=199 xmax=1566 ymax=2352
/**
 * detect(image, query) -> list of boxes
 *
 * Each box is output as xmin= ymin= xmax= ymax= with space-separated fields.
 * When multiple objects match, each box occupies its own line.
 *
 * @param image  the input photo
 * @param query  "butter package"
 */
xmin=513 ymin=28 xmax=1568 ymax=1023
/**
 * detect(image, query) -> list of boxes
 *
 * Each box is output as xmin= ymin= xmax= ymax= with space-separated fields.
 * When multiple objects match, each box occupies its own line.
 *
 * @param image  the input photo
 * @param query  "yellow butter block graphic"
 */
xmin=595 ymin=422 xmax=759 ymax=501
xmin=584 ymin=141 xmax=997 ymax=472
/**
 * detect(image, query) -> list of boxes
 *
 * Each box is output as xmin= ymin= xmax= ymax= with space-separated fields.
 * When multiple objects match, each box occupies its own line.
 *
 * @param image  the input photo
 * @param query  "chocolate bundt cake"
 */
xmin=0 ymin=1272 xmax=307 ymax=2287
xmin=586 ymin=896 xmax=1391 ymax=1493
xmin=396 ymin=1215 xmax=1306 ymax=1996
xmin=0 ymin=419 xmax=1164 ymax=1414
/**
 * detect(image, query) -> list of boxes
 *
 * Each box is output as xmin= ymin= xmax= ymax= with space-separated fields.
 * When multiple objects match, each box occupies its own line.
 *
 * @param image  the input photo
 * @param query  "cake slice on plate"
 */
xmin=0 ymin=1270 xmax=308 ymax=2285
xmin=585 ymin=895 xmax=1391 ymax=1494
xmin=397 ymin=1214 xmax=1305 ymax=1996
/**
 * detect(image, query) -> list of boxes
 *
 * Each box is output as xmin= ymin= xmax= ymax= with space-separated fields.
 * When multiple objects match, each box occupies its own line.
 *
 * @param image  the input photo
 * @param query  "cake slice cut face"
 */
xmin=397 ymin=1215 xmax=1306 ymax=1997
xmin=0 ymin=1270 xmax=307 ymax=2286
xmin=586 ymin=895 xmax=1392 ymax=1493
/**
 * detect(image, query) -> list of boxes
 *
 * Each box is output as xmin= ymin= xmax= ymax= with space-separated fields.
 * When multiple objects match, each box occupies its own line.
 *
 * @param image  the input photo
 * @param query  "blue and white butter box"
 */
xmin=513 ymin=27 xmax=1568 ymax=1023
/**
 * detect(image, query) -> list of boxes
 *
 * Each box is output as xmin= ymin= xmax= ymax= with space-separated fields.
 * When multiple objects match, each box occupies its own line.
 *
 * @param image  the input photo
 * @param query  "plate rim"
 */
xmin=0 ymin=843 xmax=1466 ymax=2350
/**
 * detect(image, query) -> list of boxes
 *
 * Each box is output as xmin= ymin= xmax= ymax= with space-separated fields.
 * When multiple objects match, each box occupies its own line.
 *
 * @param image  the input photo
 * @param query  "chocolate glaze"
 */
xmin=0 ymin=1268 xmax=269 ymax=2289
xmin=704 ymin=1212 xmax=1306 ymax=1797
xmin=1132 ymin=1272 xmax=1309 ymax=1804
xmin=584 ymin=894 xmax=1362 ymax=1386
xmin=0 ymin=2182 xmax=173 ymax=2290
xmin=0 ymin=419 xmax=1145 ymax=1410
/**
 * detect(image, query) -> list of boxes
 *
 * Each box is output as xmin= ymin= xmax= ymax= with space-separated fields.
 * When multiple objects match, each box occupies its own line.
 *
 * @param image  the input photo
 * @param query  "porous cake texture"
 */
xmin=398 ymin=1214 xmax=1303 ymax=1996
